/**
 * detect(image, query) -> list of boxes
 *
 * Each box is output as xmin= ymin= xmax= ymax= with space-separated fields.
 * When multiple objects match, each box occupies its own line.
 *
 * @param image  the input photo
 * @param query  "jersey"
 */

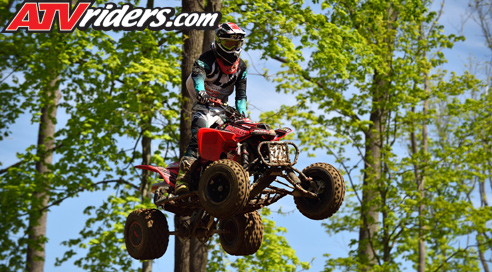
xmin=185 ymin=50 xmax=247 ymax=114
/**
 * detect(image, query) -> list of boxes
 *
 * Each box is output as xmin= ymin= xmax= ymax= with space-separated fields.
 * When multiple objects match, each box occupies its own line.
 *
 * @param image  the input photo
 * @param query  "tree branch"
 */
xmin=271 ymin=55 xmax=363 ymax=127
xmin=0 ymin=143 xmax=63 ymax=175
xmin=21 ymin=179 xmax=139 ymax=216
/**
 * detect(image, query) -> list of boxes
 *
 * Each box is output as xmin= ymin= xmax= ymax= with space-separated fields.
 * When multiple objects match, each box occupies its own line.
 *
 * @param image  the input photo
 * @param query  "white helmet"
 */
xmin=213 ymin=22 xmax=246 ymax=74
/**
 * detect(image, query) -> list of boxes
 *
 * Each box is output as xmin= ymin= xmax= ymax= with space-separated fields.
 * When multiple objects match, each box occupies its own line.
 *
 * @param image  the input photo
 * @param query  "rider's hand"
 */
xmin=197 ymin=91 xmax=211 ymax=104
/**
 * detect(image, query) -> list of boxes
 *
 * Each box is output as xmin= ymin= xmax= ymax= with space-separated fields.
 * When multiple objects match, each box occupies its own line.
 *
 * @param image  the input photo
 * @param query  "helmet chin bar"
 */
xmin=217 ymin=57 xmax=240 ymax=74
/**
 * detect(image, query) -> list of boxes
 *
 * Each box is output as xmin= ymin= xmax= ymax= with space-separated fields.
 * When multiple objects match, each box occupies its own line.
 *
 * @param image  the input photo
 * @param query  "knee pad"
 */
xmin=179 ymin=156 xmax=197 ymax=172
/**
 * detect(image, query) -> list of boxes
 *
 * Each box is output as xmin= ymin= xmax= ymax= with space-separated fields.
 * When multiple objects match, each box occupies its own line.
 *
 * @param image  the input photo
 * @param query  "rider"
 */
xmin=174 ymin=22 xmax=248 ymax=194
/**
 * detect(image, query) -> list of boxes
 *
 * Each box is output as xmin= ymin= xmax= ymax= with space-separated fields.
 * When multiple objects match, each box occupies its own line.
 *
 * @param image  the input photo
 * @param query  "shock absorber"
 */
xmin=241 ymin=143 xmax=249 ymax=169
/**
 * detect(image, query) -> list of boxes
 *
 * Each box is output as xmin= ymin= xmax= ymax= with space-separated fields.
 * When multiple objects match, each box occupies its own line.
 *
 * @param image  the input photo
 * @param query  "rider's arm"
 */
xmin=235 ymin=63 xmax=247 ymax=115
xmin=191 ymin=53 xmax=214 ymax=94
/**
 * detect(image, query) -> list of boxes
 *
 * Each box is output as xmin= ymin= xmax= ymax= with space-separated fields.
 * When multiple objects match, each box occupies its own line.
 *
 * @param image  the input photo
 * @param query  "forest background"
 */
xmin=1 ymin=0 xmax=492 ymax=271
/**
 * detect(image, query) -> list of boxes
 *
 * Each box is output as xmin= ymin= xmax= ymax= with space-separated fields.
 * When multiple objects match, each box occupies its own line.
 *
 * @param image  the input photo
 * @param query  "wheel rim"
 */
xmin=129 ymin=221 xmax=143 ymax=248
xmin=304 ymin=174 xmax=330 ymax=205
xmin=221 ymin=219 xmax=239 ymax=244
xmin=207 ymin=173 xmax=231 ymax=204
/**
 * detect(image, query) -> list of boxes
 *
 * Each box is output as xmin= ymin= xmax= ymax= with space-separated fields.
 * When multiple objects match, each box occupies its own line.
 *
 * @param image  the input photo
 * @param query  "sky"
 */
xmin=1 ymin=0 xmax=491 ymax=271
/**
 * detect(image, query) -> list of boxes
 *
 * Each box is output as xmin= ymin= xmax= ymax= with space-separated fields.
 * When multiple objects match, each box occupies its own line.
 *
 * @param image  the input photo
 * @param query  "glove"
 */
xmin=197 ymin=91 xmax=211 ymax=104
xmin=236 ymin=98 xmax=247 ymax=116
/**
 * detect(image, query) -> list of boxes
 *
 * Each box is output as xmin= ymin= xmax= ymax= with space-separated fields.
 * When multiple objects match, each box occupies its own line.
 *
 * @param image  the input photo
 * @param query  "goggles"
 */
xmin=219 ymin=38 xmax=244 ymax=51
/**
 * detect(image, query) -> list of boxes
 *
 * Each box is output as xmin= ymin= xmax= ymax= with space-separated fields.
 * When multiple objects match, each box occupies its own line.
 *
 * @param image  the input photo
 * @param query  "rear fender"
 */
xmin=273 ymin=127 xmax=293 ymax=141
xmin=135 ymin=165 xmax=176 ymax=188
xmin=198 ymin=128 xmax=237 ymax=161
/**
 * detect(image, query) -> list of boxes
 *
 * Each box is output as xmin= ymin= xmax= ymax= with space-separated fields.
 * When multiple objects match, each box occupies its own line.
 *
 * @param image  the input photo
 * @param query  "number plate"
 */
xmin=269 ymin=143 xmax=289 ymax=164
xmin=258 ymin=141 xmax=299 ymax=166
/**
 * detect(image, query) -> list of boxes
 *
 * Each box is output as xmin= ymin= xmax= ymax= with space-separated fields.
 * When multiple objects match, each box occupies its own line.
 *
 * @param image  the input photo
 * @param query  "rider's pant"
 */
xmin=184 ymin=105 xmax=225 ymax=158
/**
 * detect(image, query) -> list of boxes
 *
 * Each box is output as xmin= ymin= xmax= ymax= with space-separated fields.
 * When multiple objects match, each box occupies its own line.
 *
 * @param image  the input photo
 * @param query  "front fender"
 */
xmin=197 ymin=128 xmax=237 ymax=161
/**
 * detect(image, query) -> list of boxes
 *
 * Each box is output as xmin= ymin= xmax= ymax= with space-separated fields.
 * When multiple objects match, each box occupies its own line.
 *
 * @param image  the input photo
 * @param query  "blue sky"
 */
xmin=1 ymin=0 xmax=491 ymax=271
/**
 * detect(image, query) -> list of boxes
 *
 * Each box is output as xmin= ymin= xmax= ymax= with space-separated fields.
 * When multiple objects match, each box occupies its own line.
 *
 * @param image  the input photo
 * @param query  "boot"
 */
xmin=174 ymin=156 xmax=196 ymax=195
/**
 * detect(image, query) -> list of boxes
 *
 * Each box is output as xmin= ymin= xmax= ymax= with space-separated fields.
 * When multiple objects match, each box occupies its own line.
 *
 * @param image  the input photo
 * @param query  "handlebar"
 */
xmin=207 ymin=97 xmax=223 ymax=106
xmin=199 ymin=96 xmax=246 ymax=123
xmin=207 ymin=99 xmax=245 ymax=121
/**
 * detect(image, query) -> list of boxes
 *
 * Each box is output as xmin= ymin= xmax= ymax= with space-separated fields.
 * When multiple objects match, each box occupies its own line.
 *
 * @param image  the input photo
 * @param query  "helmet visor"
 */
xmin=219 ymin=38 xmax=243 ymax=51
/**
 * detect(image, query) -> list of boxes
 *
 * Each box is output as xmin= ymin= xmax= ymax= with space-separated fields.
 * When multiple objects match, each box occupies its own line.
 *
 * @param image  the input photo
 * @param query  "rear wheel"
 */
xmin=198 ymin=159 xmax=250 ymax=219
xmin=124 ymin=209 xmax=169 ymax=260
xmin=294 ymin=163 xmax=345 ymax=220
xmin=219 ymin=211 xmax=263 ymax=256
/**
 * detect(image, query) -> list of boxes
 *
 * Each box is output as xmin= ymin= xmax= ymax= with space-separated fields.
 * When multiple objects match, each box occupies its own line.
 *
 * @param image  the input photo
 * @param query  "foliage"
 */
xmin=55 ymin=191 xmax=155 ymax=271
xmin=207 ymin=208 xmax=310 ymax=272
xmin=0 ymin=1 xmax=181 ymax=270
xmin=223 ymin=0 xmax=492 ymax=270
xmin=2 ymin=0 xmax=492 ymax=271
xmin=51 ymin=25 xmax=182 ymax=272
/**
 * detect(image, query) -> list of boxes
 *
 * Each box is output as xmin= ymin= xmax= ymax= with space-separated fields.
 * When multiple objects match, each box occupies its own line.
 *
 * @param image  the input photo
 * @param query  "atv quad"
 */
xmin=124 ymin=101 xmax=345 ymax=260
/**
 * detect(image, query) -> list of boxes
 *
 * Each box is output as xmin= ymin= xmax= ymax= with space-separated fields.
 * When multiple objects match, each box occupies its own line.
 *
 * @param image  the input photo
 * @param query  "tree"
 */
xmin=470 ymin=0 xmax=492 ymax=53
xmin=26 ymin=76 xmax=60 ymax=272
xmin=222 ymin=0 xmax=487 ymax=270
xmin=3 ymin=0 xmax=490 ymax=271
xmin=54 ymin=21 xmax=181 ymax=272
xmin=22 ymin=67 xmax=61 ymax=272
xmin=1 ymin=1 xmax=182 ymax=271
xmin=176 ymin=0 xmax=205 ymax=271
xmin=176 ymin=0 xmax=221 ymax=271
xmin=207 ymin=208 xmax=311 ymax=272
xmin=0 ymin=10 xmax=103 ymax=269
xmin=468 ymin=1 xmax=492 ymax=270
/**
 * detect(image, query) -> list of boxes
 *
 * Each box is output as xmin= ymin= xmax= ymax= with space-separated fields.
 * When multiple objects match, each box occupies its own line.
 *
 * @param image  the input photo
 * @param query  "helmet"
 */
xmin=213 ymin=22 xmax=246 ymax=74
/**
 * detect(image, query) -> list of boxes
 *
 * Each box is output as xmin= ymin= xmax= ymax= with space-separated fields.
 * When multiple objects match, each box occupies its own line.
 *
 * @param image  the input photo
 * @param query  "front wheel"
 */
xmin=198 ymin=159 xmax=250 ymax=219
xmin=219 ymin=211 xmax=263 ymax=256
xmin=124 ymin=209 xmax=169 ymax=260
xmin=294 ymin=163 xmax=345 ymax=220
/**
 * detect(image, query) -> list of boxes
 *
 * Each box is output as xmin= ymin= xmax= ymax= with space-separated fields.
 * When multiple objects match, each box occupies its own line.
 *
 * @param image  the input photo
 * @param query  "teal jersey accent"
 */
xmin=196 ymin=60 xmax=210 ymax=70
xmin=193 ymin=75 xmax=205 ymax=92
xmin=193 ymin=60 xmax=210 ymax=92
xmin=236 ymin=98 xmax=247 ymax=115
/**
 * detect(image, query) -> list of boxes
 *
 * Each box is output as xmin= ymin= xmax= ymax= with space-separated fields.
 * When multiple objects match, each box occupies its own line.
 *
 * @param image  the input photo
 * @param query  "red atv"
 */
xmin=124 ymin=100 xmax=345 ymax=260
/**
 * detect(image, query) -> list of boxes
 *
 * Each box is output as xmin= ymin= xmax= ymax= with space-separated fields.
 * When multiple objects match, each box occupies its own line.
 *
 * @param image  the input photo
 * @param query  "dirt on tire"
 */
xmin=124 ymin=208 xmax=169 ymax=260
xmin=198 ymin=159 xmax=250 ymax=219
xmin=219 ymin=210 xmax=263 ymax=256
xmin=294 ymin=163 xmax=345 ymax=220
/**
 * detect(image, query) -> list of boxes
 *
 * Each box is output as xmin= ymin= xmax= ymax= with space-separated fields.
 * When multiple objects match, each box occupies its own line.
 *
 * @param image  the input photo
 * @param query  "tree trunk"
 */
xmin=178 ymin=0 xmax=223 ymax=161
xmin=176 ymin=0 xmax=206 ymax=270
xmin=359 ymin=106 xmax=383 ymax=268
xmin=418 ymin=77 xmax=429 ymax=272
xmin=141 ymin=4 xmax=156 ymax=271
xmin=202 ymin=0 xmax=222 ymax=53
xmin=141 ymin=128 xmax=153 ymax=272
xmin=359 ymin=70 xmax=391 ymax=268
xmin=188 ymin=2 xmax=221 ymax=271
xmin=174 ymin=216 xmax=190 ymax=272
xmin=26 ymin=77 xmax=60 ymax=272
xmin=411 ymin=101 xmax=428 ymax=272
xmin=140 ymin=1 xmax=157 ymax=270
xmin=358 ymin=4 xmax=398 ymax=269
xmin=179 ymin=0 xmax=205 ymax=157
